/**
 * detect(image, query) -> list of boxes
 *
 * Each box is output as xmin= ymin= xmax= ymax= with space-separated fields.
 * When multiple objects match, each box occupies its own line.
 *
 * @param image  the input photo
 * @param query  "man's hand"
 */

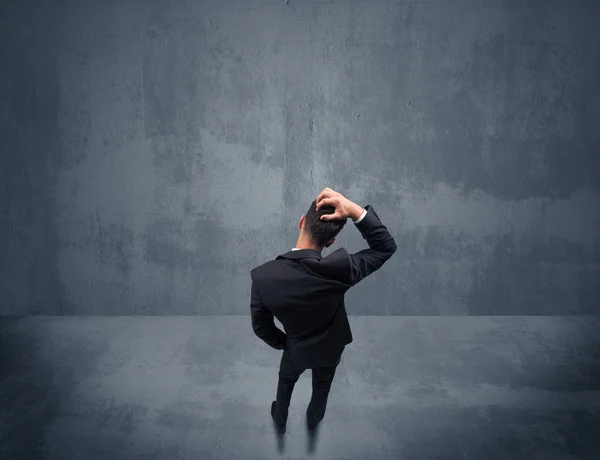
xmin=315 ymin=187 xmax=363 ymax=221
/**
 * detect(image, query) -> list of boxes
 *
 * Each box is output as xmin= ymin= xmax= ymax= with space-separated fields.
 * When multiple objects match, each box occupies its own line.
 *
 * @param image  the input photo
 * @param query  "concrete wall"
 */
xmin=1 ymin=0 xmax=599 ymax=316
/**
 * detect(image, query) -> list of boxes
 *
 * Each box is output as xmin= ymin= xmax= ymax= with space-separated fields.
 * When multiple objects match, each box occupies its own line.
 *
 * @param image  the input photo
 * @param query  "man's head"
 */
xmin=297 ymin=199 xmax=347 ymax=249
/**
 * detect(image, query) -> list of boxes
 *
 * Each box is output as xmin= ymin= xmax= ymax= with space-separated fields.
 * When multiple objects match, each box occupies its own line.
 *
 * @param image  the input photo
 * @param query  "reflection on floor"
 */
xmin=1 ymin=315 xmax=599 ymax=460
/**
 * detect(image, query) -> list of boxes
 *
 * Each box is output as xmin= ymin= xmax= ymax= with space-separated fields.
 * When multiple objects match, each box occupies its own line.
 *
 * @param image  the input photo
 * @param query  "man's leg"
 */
xmin=307 ymin=349 xmax=343 ymax=428
xmin=274 ymin=348 xmax=304 ymax=426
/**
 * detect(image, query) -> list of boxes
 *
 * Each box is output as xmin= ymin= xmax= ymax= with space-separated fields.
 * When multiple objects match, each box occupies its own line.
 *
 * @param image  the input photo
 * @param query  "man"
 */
xmin=250 ymin=187 xmax=397 ymax=434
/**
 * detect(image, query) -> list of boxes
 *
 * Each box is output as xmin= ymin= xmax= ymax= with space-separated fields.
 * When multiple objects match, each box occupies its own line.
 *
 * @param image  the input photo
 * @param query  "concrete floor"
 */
xmin=1 ymin=316 xmax=599 ymax=460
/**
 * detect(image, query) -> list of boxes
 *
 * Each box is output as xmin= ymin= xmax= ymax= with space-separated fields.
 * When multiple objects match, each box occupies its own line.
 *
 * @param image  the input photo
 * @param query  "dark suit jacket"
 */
xmin=250 ymin=205 xmax=397 ymax=367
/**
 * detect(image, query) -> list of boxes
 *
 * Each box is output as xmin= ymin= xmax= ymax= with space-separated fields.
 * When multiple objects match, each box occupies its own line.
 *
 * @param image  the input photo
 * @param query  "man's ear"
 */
xmin=299 ymin=215 xmax=305 ymax=230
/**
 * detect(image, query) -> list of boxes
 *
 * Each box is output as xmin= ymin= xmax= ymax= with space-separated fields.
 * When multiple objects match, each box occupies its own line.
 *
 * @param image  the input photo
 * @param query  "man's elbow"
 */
xmin=252 ymin=321 xmax=265 ymax=339
xmin=387 ymin=236 xmax=397 ymax=255
xmin=382 ymin=241 xmax=397 ymax=258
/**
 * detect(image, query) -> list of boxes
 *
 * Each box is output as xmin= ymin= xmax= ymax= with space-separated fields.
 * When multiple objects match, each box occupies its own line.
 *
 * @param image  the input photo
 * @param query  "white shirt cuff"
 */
xmin=353 ymin=208 xmax=367 ymax=224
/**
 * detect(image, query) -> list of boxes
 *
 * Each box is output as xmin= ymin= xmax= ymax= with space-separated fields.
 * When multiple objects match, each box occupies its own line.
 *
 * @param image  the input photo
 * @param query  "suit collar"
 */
xmin=276 ymin=249 xmax=322 ymax=260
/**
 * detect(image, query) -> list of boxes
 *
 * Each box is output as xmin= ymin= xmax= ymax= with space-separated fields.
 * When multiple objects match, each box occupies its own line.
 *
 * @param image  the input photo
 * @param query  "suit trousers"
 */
xmin=273 ymin=346 xmax=344 ymax=426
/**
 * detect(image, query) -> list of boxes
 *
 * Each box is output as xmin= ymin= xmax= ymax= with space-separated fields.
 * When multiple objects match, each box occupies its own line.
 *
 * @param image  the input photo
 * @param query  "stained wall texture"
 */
xmin=1 ymin=0 xmax=599 ymax=316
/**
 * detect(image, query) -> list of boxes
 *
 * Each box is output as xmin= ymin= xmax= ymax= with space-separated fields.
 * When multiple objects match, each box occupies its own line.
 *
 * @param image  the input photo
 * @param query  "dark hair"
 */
xmin=303 ymin=199 xmax=347 ymax=247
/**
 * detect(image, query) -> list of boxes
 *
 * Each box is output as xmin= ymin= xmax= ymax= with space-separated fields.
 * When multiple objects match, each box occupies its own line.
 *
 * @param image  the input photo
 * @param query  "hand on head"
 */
xmin=315 ymin=187 xmax=359 ymax=221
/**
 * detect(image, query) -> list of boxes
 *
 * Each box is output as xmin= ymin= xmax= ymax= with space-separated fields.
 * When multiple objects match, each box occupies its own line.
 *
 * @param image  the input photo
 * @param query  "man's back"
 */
xmin=251 ymin=204 xmax=397 ymax=366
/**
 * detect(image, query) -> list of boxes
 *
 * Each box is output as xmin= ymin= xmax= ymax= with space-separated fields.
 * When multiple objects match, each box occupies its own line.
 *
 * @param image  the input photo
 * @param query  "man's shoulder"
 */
xmin=250 ymin=259 xmax=278 ymax=280
xmin=325 ymin=247 xmax=349 ymax=261
xmin=251 ymin=248 xmax=350 ymax=280
xmin=315 ymin=248 xmax=351 ymax=282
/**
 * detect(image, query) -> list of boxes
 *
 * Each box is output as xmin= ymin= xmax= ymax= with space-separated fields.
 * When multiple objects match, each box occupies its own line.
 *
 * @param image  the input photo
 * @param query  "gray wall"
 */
xmin=1 ymin=0 xmax=599 ymax=316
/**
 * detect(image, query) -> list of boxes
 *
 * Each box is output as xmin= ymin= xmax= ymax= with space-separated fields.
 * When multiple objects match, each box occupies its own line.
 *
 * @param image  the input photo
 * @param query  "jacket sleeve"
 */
xmin=250 ymin=281 xmax=288 ymax=350
xmin=345 ymin=204 xmax=397 ymax=287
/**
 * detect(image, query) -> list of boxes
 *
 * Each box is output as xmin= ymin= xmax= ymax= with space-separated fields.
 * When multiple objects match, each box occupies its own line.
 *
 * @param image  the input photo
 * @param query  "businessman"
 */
xmin=250 ymin=187 xmax=397 ymax=433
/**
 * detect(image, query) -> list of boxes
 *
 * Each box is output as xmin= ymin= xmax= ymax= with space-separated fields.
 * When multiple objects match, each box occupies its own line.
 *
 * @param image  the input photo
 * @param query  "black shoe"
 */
xmin=271 ymin=401 xmax=286 ymax=434
xmin=306 ymin=408 xmax=320 ymax=431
